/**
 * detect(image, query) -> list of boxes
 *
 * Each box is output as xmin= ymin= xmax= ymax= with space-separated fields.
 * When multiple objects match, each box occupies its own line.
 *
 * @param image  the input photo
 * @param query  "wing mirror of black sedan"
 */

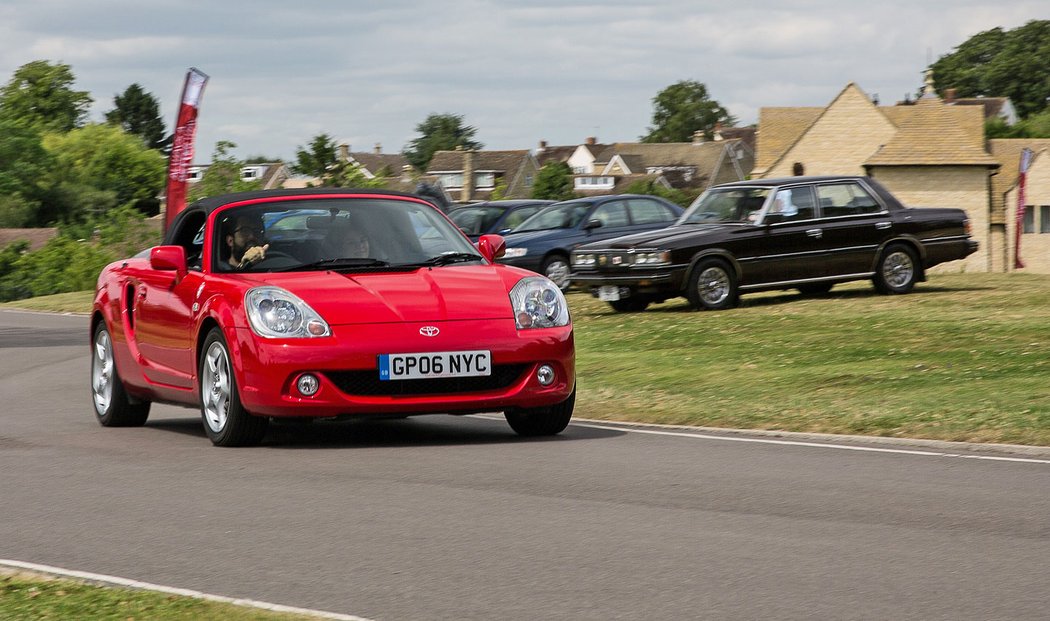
xmin=583 ymin=219 xmax=604 ymax=231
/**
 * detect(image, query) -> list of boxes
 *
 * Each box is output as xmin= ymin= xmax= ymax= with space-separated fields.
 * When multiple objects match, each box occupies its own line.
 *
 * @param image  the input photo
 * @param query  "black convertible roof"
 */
xmin=187 ymin=187 xmax=426 ymax=214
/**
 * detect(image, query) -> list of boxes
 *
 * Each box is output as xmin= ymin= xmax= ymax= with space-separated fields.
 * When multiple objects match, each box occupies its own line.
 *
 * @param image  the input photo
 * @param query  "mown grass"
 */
xmin=5 ymin=273 xmax=1050 ymax=445
xmin=0 ymin=290 xmax=93 ymax=313
xmin=0 ymin=572 xmax=320 ymax=620
xmin=570 ymin=272 xmax=1050 ymax=445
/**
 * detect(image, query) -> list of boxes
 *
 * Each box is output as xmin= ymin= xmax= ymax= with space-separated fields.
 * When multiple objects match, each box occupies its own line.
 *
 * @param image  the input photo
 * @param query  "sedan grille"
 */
xmin=323 ymin=364 xmax=528 ymax=397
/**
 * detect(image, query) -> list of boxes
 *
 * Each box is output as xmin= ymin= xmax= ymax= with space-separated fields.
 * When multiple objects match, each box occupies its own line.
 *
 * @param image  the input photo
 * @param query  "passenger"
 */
xmin=326 ymin=223 xmax=371 ymax=259
xmin=224 ymin=215 xmax=269 ymax=269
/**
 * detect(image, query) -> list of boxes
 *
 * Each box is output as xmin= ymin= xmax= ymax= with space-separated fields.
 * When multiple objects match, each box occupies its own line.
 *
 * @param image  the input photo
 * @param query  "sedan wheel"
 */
xmin=199 ymin=328 xmax=268 ymax=447
xmin=687 ymin=259 xmax=738 ymax=310
xmin=91 ymin=322 xmax=150 ymax=426
xmin=874 ymin=244 xmax=918 ymax=294
xmin=541 ymin=255 xmax=571 ymax=291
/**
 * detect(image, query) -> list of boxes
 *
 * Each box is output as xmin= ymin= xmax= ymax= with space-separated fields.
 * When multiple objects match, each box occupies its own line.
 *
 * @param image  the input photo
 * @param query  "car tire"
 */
xmin=608 ymin=297 xmax=650 ymax=313
xmin=687 ymin=258 xmax=738 ymax=311
xmin=505 ymin=388 xmax=575 ymax=437
xmin=91 ymin=322 xmax=151 ymax=427
xmin=797 ymin=283 xmax=834 ymax=296
xmin=199 ymin=328 xmax=268 ymax=447
xmin=874 ymin=244 xmax=919 ymax=295
xmin=541 ymin=254 xmax=571 ymax=291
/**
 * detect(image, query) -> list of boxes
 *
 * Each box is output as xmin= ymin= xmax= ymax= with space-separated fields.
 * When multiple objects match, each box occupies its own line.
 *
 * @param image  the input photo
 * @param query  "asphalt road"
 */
xmin=2 ymin=309 xmax=1049 ymax=621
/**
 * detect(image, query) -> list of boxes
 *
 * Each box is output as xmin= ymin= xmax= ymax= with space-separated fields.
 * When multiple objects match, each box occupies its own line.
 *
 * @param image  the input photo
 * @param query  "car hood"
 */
xmin=501 ymin=229 xmax=571 ymax=246
xmin=576 ymin=223 xmax=744 ymax=249
xmin=239 ymin=265 xmax=520 ymax=325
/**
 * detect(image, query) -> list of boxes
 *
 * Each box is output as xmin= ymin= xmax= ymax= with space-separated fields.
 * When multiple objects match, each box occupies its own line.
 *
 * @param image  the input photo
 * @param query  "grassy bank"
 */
xmin=5 ymin=273 xmax=1050 ymax=445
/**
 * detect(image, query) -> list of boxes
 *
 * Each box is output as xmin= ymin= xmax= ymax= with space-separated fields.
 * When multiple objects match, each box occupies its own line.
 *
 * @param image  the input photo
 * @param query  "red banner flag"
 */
xmin=164 ymin=68 xmax=209 ymax=233
xmin=1014 ymin=148 xmax=1033 ymax=269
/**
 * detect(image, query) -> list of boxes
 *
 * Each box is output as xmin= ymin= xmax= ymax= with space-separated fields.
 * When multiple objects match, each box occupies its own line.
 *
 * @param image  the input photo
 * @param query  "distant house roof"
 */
xmin=592 ymin=139 xmax=753 ymax=188
xmin=426 ymin=150 xmax=534 ymax=173
xmin=347 ymin=151 xmax=410 ymax=177
xmin=0 ymin=228 xmax=59 ymax=251
xmin=535 ymin=144 xmax=579 ymax=166
xmin=865 ymin=101 xmax=999 ymax=167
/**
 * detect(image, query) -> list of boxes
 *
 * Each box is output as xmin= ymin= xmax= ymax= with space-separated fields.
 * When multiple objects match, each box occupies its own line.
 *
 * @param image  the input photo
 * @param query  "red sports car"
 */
xmin=90 ymin=189 xmax=575 ymax=446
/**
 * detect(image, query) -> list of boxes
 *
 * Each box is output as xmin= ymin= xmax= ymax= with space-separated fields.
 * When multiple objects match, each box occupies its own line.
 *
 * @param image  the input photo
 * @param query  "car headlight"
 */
xmin=572 ymin=253 xmax=596 ymax=267
xmin=503 ymin=247 xmax=528 ymax=258
xmin=509 ymin=277 xmax=570 ymax=329
xmin=245 ymin=286 xmax=330 ymax=338
xmin=633 ymin=250 xmax=671 ymax=266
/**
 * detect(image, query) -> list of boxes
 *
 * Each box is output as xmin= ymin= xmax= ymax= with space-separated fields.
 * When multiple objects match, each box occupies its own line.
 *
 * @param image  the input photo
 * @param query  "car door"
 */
xmin=626 ymin=198 xmax=680 ymax=233
xmin=810 ymin=181 xmax=888 ymax=276
xmin=583 ymin=199 xmax=636 ymax=242
xmin=742 ymin=186 xmax=826 ymax=284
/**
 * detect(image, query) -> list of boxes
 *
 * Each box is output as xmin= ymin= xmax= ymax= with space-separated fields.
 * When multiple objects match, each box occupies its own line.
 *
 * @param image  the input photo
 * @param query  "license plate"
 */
xmin=598 ymin=285 xmax=621 ymax=301
xmin=378 ymin=350 xmax=491 ymax=381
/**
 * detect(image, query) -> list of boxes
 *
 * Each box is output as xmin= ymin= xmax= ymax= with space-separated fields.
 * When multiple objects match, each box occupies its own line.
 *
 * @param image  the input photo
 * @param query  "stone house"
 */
xmin=426 ymin=149 xmax=540 ymax=202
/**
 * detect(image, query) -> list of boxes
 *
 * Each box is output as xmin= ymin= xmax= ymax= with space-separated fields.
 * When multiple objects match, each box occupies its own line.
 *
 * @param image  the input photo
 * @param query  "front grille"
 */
xmin=324 ymin=364 xmax=528 ymax=397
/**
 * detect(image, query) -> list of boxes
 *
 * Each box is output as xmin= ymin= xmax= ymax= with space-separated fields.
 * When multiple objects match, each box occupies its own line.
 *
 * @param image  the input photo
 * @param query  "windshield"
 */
xmin=514 ymin=202 xmax=591 ymax=232
xmin=212 ymin=197 xmax=481 ymax=273
xmin=679 ymin=188 xmax=771 ymax=224
xmin=449 ymin=206 xmax=505 ymax=235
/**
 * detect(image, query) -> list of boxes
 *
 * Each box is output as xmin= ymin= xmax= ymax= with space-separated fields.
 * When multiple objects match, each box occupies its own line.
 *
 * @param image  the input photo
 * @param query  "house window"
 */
xmin=187 ymin=167 xmax=203 ymax=181
xmin=1041 ymin=206 xmax=1050 ymax=233
xmin=240 ymin=166 xmax=262 ymax=181
xmin=1023 ymin=206 xmax=1035 ymax=234
xmin=572 ymin=166 xmax=587 ymax=174
xmin=438 ymin=173 xmax=463 ymax=189
xmin=475 ymin=172 xmax=495 ymax=188
xmin=574 ymin=176 xmax=614 ymax=189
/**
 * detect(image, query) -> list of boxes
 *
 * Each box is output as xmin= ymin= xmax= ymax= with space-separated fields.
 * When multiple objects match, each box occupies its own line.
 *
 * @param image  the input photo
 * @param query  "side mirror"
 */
xmin=583 ymin=219 xmax=603 ymax=231
xmin=150 ymin=245 xmax=188 ymax=278
xmin=476 ymin=234 xmax=506 ymax=262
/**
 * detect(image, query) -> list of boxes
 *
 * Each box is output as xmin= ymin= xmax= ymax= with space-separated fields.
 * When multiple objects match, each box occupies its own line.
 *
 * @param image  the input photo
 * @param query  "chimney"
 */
xmin=461 ymin=147 xmax=475 ymax=202
xmin=538 ymin=140 xmax=548 ymax=151
xmin=338 ymin=143 xmax=350 ymax=162
xmin=692 ymin=130 xmax=705 ymax=145
xmin=713 ymin=122 xmax=724 ymax=141
xmin=374 ymin=143 xmax=382 ymax=154
xmin=401 ymin=164 xmax=414 ymax=181
xmin=945 ymin=88 xmax=957 ymax=103
xmin=586 ymin=136 xmax=596 ymax=146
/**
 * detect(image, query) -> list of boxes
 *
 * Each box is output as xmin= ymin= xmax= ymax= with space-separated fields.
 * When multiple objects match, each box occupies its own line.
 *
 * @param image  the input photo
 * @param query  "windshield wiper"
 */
xmin=280 ymin=258 xmax=390 ymax=272
xmin=401 ymin=253 xmax=483 ymax=268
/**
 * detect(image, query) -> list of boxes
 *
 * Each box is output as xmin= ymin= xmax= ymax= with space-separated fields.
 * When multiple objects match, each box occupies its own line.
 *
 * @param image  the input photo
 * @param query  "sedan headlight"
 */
xmin=633 ymin=250 xmax=671 ymax=266
xmin=572 ymin=253 xmax=596 ymax=267
xmin=503 ymin=247 xmax=528 ymax=258
xmin=245 ymin=286 xmax=330 ymax=338
xmin=510 ymin=277 xmax=570 ymax=329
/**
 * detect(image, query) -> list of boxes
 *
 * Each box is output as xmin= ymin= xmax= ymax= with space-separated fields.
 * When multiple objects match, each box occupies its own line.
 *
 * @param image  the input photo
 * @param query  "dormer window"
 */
xmin=240 ymin=166 xmax=262 ymax=181
xmin=187 ymin=167 xmax=203 ymax=181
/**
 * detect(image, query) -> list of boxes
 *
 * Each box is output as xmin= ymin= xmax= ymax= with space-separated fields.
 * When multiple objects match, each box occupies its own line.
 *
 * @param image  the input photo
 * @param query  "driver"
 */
xmin=225 ymin=215 xmax=269 ymax=269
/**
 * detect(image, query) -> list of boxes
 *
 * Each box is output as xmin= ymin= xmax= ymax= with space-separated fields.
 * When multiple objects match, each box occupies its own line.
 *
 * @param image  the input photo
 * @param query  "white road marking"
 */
xmin=569 ymin=421 xmax=1050 ymax=465
xmin=473 ymin=414 xmax=1050 ymax=465
xmin=0 ymin=559 xmax=376 ymax=621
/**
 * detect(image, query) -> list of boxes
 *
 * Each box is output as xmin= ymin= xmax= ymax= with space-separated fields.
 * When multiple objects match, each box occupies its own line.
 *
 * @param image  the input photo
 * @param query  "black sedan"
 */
xmin=498 ymin=194 xmax=684 ymax=289
xmin=570 ymin=176 xmax=978 ymax=311
xmin=448 ymin=199 xmax=554 ymax=241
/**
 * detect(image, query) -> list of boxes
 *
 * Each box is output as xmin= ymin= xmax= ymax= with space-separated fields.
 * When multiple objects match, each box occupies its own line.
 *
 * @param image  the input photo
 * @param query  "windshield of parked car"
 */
xmin=449 ymin=205 xmax=505 ymax=235
xmin=679 ymin=188 xmax=771 ymax=224
xmin=513 ymin=202 xmax=591 ymax=232
xmin=212 ymin=197 xmax=482 ymax=273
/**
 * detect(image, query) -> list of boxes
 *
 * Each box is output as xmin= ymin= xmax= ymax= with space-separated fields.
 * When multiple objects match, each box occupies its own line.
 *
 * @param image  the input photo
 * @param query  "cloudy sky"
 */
xmin=0 ymin=1 xmax=1044 ymax=162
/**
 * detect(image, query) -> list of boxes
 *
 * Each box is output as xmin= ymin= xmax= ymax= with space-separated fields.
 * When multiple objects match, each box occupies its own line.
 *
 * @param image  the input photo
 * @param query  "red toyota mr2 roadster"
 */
xmin=91 ymin=189 xmax=575 ymax=446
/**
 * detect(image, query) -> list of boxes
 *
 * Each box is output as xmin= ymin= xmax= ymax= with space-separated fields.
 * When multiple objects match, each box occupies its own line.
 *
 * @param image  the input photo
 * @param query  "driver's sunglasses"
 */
xmin=235 ymin=226 xmax=265 ymax=236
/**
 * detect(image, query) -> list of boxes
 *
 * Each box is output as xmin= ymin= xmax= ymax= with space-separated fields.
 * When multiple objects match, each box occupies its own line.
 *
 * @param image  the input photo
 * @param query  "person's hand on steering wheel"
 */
xmin=238 ymin=244 xmax=269 ymax=268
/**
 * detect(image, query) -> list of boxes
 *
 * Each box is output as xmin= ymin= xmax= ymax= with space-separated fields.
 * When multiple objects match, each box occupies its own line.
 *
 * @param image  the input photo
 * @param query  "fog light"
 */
xmin=296 ymin=373 xmax=320 ymax=396
xmin=536 ymin=364 xmax=555 ymax=386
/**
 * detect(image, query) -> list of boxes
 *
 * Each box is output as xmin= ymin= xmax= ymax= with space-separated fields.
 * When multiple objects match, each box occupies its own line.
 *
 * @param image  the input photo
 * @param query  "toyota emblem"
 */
xmin=419 ymin=326 xmax=440 ymax=337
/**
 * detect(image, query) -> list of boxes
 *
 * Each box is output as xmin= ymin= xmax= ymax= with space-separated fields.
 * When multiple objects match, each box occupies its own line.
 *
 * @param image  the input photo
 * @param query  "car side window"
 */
xmin=592 ymin=201 xmax=629 ymax=227
xmin=817 ymin=183 xmax=881 ymax=217
xmin=627 ymin=199 xmax=676 ymax=224
xmin=502 ymin=206 xmax=540 ymax=231
xmin=770 ymin=187 xmax=816 ymax=221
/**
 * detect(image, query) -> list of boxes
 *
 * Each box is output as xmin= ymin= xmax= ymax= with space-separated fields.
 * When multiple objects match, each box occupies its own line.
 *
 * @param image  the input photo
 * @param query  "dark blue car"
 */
xmin=498 ymin=194 xmax=684 ymax=289
xmin=448 ymin=200 xmax=554 ymax=241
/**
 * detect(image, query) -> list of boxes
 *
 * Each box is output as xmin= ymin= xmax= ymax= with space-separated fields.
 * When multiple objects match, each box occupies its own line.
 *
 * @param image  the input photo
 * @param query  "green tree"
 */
xmin=0 ymin=120 xmax=52 ymax=225
xmin=931 ymin=20 xmax=1050 ymax=118
xmin=0 ymin=61 xmax=91 ymax=132
xmin=291 ymin=133 xmax=339 ymax=179
xmin=105 ymin=83 xmax=168 ymax=152
xmin=43 ymin=124 xmax=166 ymax=220
xmin=622 ymin=178 xmax=691 ymax=207
xmin=403 ymin=113 xmax=482 ymax=171
xmin=531 ymin=161 xmax=575 ymax=201
xmin=188 ymin=141 xmax=262 ymax=202
xmin=641 ymin=80 xmax=735 ymax=143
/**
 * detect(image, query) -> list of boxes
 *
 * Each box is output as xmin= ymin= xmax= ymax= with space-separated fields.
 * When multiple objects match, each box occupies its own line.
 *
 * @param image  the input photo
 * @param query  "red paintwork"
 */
xmin=93 ymin=193 xmax=575 ymax=419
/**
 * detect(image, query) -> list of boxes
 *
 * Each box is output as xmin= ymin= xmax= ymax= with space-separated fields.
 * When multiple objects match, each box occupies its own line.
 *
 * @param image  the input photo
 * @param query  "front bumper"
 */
xmin=230 ymin=319 xmax=575 ymax=418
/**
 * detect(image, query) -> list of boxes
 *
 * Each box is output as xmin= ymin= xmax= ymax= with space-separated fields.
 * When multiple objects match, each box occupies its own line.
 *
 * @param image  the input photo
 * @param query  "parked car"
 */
xmin=90 ymin=188 xmax=575 ymax=446
xmin=448 ymin=199 xmax=554 ymax=241
xmin=497 ymin=194 xmax=685 ymax=289
xmin=570 ymin=176 xmax=978 ymax=312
